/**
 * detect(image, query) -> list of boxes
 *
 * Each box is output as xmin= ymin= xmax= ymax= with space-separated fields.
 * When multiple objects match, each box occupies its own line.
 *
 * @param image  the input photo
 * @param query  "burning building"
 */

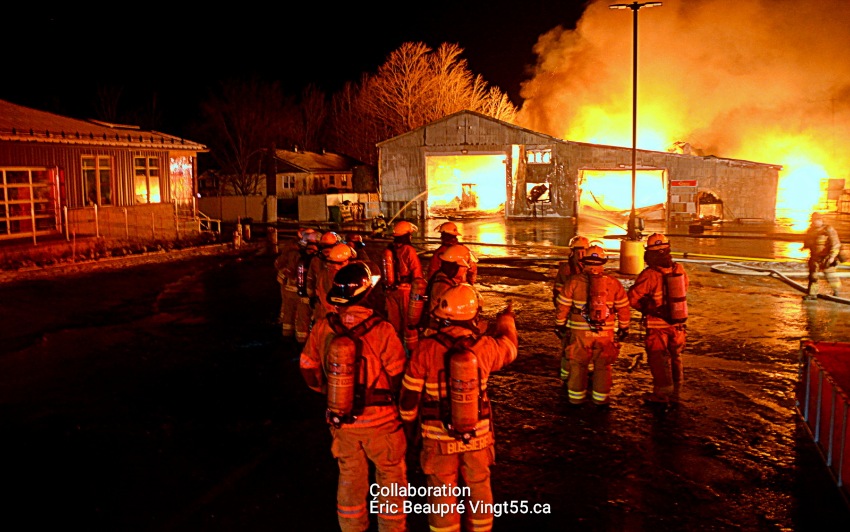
xmin=377 ymin=110 xmax=780 ymax=225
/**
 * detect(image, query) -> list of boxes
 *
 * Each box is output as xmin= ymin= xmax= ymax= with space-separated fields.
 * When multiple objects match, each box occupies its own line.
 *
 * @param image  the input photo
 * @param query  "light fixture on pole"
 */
xmin=609 ymin=1 xmax=661 ymax=241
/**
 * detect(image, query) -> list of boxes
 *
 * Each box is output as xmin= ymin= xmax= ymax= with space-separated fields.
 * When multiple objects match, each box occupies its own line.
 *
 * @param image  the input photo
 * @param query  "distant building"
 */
xmin=198 ymin=147 xmax=378 ymax=224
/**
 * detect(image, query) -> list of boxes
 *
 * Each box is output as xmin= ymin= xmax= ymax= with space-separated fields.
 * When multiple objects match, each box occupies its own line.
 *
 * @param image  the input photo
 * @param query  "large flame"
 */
xmin=517 ymin=0 xmax=850 ymax=226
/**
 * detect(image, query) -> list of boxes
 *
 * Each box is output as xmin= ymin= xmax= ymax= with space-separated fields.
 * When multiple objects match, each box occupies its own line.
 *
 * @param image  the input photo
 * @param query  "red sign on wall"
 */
xmin=670 ymin=180 xmax=697 ymax=187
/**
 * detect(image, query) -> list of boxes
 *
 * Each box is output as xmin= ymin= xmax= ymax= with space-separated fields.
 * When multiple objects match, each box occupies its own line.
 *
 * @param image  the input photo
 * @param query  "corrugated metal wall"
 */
xmin=378 ymin=111 xmax=780 ymax=224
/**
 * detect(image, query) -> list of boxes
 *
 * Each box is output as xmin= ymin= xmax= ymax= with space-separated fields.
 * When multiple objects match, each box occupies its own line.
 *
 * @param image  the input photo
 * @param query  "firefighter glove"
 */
xmin=552 ymin=290 xmax=560 ymax=307
xmin=616 ymin=327 xmax=629 ymax=342
xmin=555 ymin=325 xmax=569 ymax=340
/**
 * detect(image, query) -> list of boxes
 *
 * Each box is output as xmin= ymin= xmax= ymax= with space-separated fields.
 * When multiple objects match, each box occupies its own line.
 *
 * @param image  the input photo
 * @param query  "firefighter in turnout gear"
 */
xmin=299 ymin=262 xmax=408 ymax=532
xmin=555 ymin=245 xmax=631 ymax=406
xmin=405 ymin=243 xmax=477 ymax=352
xmin=553 ymin=235 xmax=590 ymax=382
xmin=292 ymin=231 xmax=322 ymax=346
xmin=627 ymin=233 xmax=690 ymax=405
xmin=802 ymin=212 xmax=843 ymax=300
xmin=427 ymin=221 xmax=478 ymax=284
xmin=274 ymin=227 xmax=315 ymax=340
xmin=399 ymin=284 xmax=518 ymax=532
xmin=309 ymin=243 xmax=356 ymax=325
xmin=382 ymin=220 xmax=425 ymax=347
xmin=553 ymin=235 xmax=590 ymax=307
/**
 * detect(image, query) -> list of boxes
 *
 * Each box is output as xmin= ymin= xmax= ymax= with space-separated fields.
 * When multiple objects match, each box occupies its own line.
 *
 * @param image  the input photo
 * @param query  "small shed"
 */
xmin=377 ymin=110 xmax=781 ymax=225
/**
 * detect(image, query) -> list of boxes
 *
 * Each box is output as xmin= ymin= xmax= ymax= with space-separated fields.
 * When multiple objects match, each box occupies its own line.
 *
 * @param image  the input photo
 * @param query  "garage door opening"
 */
xmin=580 ymin=169 xmax=667 ymax=221
xmin=426 ymin=154 xmax=507 ymax=219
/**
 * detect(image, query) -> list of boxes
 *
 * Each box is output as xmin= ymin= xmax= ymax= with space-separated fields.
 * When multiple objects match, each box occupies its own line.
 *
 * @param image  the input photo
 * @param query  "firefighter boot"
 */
xmin=803 ymin=280 xmax=818 ymax=301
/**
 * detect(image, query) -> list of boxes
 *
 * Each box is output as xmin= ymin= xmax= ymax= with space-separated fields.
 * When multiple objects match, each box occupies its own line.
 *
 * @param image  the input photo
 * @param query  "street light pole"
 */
xmin=610 ymin=1 xmax=661 ymax=241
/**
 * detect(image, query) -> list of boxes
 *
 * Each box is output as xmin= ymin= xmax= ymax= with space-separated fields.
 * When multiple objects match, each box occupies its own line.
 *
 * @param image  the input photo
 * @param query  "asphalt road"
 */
xmin=1 ymin=241 xmax=849 ymax=531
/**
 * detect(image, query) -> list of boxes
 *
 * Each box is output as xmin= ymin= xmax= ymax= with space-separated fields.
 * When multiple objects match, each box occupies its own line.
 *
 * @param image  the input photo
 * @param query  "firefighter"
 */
xmin=627 ymin=233 xmax=689 ymax=405
xmin=381 ymin=220 xmax=425 ymax=345
xmin=293 ymin=231 xmax=322 ymax=346
xmin=399 ymin=283 xmax=518 ymax=532
xmin=309 ymin=242 xmax=355 ymax=325
xmin=299 ymin=262 xmax=408 ymax=532
xmin=371 ymin=213 xmax=388 ymax=237
xmin=552 ymin=235 xmax=590 ymax=383
xmin=428 ymin=221 xmax=478 ymax=283
xmin=274 ymin=227 xmax=316 ymax=340
xmin=802 ymin=212 xmax=843 ymax=300
xmin=553 ymin=235 xmax=590 ymax=307
xmin=555 ymin=245 xmax=631 ymax=406
xmin=405 ymin=243 xmax=477 ymax=352
xmin=425 ymin=244 xmax=475 ymax=333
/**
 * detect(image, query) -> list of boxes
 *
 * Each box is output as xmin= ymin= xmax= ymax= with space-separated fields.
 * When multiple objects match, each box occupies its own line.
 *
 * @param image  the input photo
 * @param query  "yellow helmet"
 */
xmin=581 ymin=245 xmax=608 ymax=266
xmin=432 ymin=283 xmax=482 ymax=321
xmin=644 ymin=233 xmax=670 ymax=251
xmin=435 ymin=221 xmax=461 ymax=236
xmin=392 ymin=220 xmax=418 ymax=236
xmin=439 ymin=244 xmax=472 ymax=268
xmin=324 ymin=243 xmax=355 ymax=263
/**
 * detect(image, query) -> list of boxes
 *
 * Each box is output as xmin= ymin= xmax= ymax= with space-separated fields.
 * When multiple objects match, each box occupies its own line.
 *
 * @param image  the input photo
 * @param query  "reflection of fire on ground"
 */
xmin=516 ymin=0 xmax=850 ymax=227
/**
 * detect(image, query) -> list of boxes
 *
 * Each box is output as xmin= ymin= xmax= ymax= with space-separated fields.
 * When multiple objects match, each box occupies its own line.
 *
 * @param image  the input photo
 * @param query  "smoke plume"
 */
xmin=516 ymin=0 xmax=850 ymax=212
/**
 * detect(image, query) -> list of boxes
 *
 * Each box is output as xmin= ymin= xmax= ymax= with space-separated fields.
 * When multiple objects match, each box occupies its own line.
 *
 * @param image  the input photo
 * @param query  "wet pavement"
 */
xmin=1 ymin=236 xmax=850 ymax=531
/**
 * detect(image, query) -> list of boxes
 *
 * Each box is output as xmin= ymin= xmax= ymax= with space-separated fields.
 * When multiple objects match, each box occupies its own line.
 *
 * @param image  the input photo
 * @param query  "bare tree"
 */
xmin=296 ymin=84 xmax=329 ymax=152
xmin=196 ymin=77 xmax=289 ymax=195
xmin=329 ymin=41 xmax=519 ymax=164
xmin=92 ymin=85 xmax=123 ymax=124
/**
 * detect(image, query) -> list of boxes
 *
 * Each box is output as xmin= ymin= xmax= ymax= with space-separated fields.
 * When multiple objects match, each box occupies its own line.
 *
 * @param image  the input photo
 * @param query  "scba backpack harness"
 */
xmin=420 ymin=331 xmax=491 ymax=443
xmin=652 ymin=264 xmax=688 ymax=324
xmin=324 ymin=313 xmax=395 ymax=428
xmin=581 ymin=273 xmax=612 ymax=330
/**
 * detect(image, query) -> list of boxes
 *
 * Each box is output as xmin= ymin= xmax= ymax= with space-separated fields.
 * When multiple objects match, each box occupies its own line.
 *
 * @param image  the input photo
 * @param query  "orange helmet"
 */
xmin=434 ymin=221 xmax=461 ymax=236
xmin=324 ymin=243 xmax=355 ymax=263
xmin=432 ymin=283 xmax=482 ymax=321
xmin=580 ymin=245 xmax=608 ymax=266
xmin=439 ymin=244 xmax=472 ymax=268
xmin=568 ymin=235 xmax=590 ymax=249
xmin=319 ymin=231 xmax=342 ymax=247
xmin=392 ymin=220 xmax=418 ymax=236
xmin=644 ymin=233 xmax=670 ymax=251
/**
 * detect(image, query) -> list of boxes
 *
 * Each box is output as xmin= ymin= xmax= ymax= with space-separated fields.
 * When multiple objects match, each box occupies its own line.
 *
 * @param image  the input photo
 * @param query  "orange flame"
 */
xmin=517 ymin=0 xmax=850 ymax=226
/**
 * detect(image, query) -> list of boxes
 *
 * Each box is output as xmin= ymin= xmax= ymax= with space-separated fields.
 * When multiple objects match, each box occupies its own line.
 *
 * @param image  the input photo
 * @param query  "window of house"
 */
xmin=134 ymin=156 xmax=161 ymax=204
xmin=329 ymin=175 xmax=336 ymax=185
xmin=280 ymin=175 xmax=295 ymax=189
xmin=341 ymin=175 xmax=348 ymax=187
xmin=82 ymin=156 xmax=113 ymax=206
xmin=527 ymin=149 xmax=552 ymax=164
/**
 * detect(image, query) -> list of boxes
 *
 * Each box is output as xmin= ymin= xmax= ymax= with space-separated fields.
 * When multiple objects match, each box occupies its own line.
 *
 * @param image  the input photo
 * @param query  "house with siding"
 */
xmin=0 ymin=98 xmax=209 ymax=244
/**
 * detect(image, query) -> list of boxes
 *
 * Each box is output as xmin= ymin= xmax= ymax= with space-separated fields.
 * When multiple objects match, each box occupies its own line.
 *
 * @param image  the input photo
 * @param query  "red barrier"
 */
xmin=798 ymin=341 xmax=850 ymax=506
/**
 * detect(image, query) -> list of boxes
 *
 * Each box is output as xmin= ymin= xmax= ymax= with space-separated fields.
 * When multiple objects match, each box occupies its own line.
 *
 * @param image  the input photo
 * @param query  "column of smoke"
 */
xmin=516 ymin=0 xmax=850 ymax=217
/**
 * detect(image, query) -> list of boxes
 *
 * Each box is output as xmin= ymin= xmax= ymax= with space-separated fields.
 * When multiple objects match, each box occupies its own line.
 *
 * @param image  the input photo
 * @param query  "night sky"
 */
xmin=3 ymin=2 xmax=588 ymax=137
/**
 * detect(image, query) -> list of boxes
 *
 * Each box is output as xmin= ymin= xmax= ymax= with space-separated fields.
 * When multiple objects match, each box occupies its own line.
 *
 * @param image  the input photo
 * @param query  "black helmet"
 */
xmin=327 ymin=262 xmax=374 ymax=306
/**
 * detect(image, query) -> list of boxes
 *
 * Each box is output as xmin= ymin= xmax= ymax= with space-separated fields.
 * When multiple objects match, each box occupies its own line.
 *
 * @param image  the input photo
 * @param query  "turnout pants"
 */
xmin=331 ymin=420 xmax=407 ymax=532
